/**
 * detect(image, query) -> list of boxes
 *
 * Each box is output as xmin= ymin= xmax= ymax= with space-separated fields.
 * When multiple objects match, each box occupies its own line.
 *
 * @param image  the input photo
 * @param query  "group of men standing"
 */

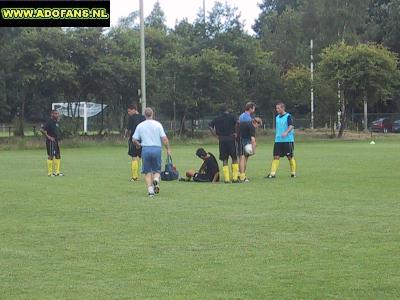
xmin=208 ymin=102 xmax=260 ymax=183
xmin=41 ymin=101 xmax=297 ymax=196
xmin=208 ymin=101 xmax=297 ymax=183
xmin=123 ymin=101 xmax=297 ymax=196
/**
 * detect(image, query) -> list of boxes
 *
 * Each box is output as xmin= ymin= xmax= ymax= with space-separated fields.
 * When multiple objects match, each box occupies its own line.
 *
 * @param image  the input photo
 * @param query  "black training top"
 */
xmin=202 ymin=153 xmax=219 ymax=181
xmin=42 ymin=119 xmax=61 ymax=140
xmin=239 ymin=121 xmax=256 ymax=139
xmin=127 ymin=114 xmax=146 ymax=140
xmin=209 ymin=112 xmax=237 ymax=137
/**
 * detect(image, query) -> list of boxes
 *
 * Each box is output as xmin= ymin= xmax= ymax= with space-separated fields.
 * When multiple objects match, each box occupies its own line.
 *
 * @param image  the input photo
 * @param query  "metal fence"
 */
xmin=0 ymin=124 xmax=40 ymax=137
xmin=157 ymin=115 xmax=314 ymax=133
xmin=2 ymin=112 xmax=400 ymax=138
xmin=350 ymin=113 xmax=400 ymax=129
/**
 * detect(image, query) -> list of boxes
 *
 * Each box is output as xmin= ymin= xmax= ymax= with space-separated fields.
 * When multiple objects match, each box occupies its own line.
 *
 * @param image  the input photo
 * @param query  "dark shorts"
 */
xmin=128 ymin=140 xmax=142 ymax=158
xmin=46 ymin=140 xmax=60 ymax=158
xmin=273 ymin=142 xmax=294 ymax=158
xmin=218 ymin=137 xmax=237 ymax=161
xmin=238 ymin=137 xmax=251 ymax=157
xmin=141 ymin=146 xmax=162 ymax=174
xmin=193 ymin=173 xmax=212 ymax=182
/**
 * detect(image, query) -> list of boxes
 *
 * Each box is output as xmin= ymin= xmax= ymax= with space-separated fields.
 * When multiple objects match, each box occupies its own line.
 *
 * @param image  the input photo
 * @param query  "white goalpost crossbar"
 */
xmin=52 ymin=102 xmax=107 ymax=133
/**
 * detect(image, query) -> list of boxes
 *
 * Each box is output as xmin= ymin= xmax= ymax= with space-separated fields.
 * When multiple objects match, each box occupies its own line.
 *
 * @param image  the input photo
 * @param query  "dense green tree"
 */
xmin=365 ymin=0 xmax=394 ymax=48
xmin=254 ymin=0 xmax=372 ymax=68
xmin=319 ymin=42 xmax=399 ymax=136
xmin=145 ymin=1 xmax=167 ymax=32
xmin=157 ymin=47 xmax=241 ymax=134
xmin=206 ymin=1 xmax=243 ymax=38
xmin=6 ymin=28 xmax=76 ymax=135
xmin=0 ymin=1 xmax=399 ymax=138
xmin=283 ymin=66 xmax=311 ymax=113
xmin=0 ymin=29 xmax=12 ymax=122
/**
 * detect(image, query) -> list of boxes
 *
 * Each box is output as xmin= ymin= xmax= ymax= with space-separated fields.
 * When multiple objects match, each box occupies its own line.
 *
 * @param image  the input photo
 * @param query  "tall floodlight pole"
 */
xmin=140 ymin=0 xmax=146 ymax=114
xmin=203 ymin=0 xmax=206 ymax=37
xmin=203 ymin=0 xmax=206 ymax=24
xmin=203 ymin=0 xmax=206 ymax=22
xmin=310 ymin=39 xmax=315 ymax=130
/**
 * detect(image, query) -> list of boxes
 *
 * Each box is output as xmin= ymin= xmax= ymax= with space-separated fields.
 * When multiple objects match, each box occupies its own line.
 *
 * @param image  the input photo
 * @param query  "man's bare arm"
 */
xmin=282 ymin=125 xmax=294 ymax=137
xmin=132 ymin=138 xmax=141 ymax=148
xmin=162 ymin=136 xmax=171 ymax=155
xmin=40 ymin=129 xmax=55 ymax=141
xmin=251 ymin=137 xmax=257 ymax=154
xmin=212 ymin=172 xmax=219 ymax=183
xmin=124 ymin=129 xmax=130 ymax=138
xmin=209 ymin=127 xmax=217 ymax=137
xmin=199 ymin=162 xmax=206 ymax=173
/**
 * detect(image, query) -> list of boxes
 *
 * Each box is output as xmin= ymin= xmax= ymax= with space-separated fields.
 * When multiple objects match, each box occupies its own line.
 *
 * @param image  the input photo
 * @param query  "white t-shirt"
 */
xmin=132 ymin=119 xmax=166 ymax=147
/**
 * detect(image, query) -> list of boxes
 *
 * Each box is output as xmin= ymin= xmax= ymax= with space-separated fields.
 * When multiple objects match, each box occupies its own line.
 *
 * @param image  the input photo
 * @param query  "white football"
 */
xmin=244 ymin=144 xmax=254 ymax=156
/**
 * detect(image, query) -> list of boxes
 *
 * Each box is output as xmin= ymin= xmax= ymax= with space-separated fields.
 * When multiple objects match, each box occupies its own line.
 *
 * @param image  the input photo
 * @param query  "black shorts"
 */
xmin=237 ymin=138 xmax=251 ymax=157
xmin=128 ymin=140 xmax=142 ymax=158
xmin=193 ymin=173 xmax=212 ymax=182
xmin=273 ymin=142 xmax=294 ymax=158
xmin=46 ymin=140 xmax=60 ymax=157
xmin=218 ymin=137 xmax=237 ymax=161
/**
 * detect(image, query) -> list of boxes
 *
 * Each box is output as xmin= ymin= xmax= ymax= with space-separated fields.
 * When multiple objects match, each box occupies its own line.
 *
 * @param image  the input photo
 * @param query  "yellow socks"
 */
xmin=47 ymin=159 xmax=53 ymax=176
xmin=290 ymin=158 xmax=297 ymax=175
xmin=223 ymin=166 xmax=230 ymax=182
xmin=240 ymin=172 xmax=246 ymax=181
xmin=232 ymin=163 xmax=239 ymax=182
xmin=131 ymin=160 xmax=139 ymax=179
xmin=54 ymin=159 xmax=61 ymax=175
xmin=270 ymin=159 xmax=280 ymax=176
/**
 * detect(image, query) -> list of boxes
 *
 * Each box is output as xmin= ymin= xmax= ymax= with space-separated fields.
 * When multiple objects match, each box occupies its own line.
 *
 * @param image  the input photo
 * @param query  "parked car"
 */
xmin=392 ymin=120 xmax=400 ymax=133
xmin=370 ymin=118 xmax=392 ymax=133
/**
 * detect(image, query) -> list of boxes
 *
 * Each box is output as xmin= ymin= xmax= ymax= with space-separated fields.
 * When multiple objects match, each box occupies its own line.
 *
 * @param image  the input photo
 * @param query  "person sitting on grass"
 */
xmin=180 ymin=148 xmax=220 ymax=183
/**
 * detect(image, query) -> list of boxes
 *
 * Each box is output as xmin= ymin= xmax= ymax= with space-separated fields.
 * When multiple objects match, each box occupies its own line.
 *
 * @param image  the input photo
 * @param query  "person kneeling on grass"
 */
xmin=180 ymin=148 xmax=220 ymax=183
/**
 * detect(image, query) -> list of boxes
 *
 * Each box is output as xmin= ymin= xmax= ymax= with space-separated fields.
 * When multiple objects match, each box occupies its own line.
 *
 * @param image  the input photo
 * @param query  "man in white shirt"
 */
xmin=132 ymin=108 xmax=171 ymax=197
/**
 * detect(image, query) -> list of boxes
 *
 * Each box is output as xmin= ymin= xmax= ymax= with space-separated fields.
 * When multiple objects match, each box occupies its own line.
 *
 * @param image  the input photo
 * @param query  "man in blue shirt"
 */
xmin=238 ymin=117 xmax=262 ymax=182
xmin=238 ymin=102 xmax=256 ymax=182
xmin=239 ymin=101 xmax=255 ymax=123
xmin=266 ymin=102 xmax=297 ymax=178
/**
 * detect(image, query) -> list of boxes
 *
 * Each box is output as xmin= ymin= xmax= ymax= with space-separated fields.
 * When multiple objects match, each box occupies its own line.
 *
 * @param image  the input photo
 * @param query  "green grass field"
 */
xmin=1 ymin=140 xmax=399 ymax=299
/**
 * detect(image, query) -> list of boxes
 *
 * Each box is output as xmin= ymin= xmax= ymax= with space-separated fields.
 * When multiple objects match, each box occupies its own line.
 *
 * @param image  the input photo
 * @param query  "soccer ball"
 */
xmin=244 ymin=144 xmax=254 ymax=156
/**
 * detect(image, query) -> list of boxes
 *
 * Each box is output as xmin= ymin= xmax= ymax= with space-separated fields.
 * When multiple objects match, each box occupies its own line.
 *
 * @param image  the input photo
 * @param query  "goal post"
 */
xmin=52 ymin=102 xmax=107 ymax=133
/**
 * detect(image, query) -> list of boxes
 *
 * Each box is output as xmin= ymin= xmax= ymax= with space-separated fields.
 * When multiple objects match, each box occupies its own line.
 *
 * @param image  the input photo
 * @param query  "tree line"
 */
xmin=0 ymin=0 xmax=399 ymax=137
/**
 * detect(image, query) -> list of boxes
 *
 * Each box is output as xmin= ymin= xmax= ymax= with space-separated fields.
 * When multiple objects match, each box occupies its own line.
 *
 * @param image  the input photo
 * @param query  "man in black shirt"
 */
xmin=209 ymin=106 xmax=239 ymax=183
xmin=238 ymin=117 xmax=263 ymax=182
xmin=40 ymin=110 xmax=63 ymax=177
xmin=181 ymin=148 xmax=220 ymax=183
xmin=124 ymin=104 xmax=146 ymax=181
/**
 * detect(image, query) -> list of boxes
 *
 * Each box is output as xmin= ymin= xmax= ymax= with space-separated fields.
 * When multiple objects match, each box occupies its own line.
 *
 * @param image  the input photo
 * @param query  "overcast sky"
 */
xmin=110 ymin=0 xmax=262 ymax=33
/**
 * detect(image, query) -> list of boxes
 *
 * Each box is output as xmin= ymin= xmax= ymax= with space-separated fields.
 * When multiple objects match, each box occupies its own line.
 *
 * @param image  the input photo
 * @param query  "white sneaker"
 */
xmin=153 ymin=179 xmax=160 ymax=194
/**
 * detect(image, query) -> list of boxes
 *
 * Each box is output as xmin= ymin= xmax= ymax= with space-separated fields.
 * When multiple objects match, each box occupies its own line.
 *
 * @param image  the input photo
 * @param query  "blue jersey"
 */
xmin=275 ymin=113 xmax=294 ymax=143
xmin=239 ymin=112 xmax=252 ymax=123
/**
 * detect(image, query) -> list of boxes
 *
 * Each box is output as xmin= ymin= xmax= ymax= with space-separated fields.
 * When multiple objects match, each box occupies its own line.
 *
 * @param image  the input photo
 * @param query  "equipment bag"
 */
xmin=161 ymin=155 xmax=179 ymax=181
